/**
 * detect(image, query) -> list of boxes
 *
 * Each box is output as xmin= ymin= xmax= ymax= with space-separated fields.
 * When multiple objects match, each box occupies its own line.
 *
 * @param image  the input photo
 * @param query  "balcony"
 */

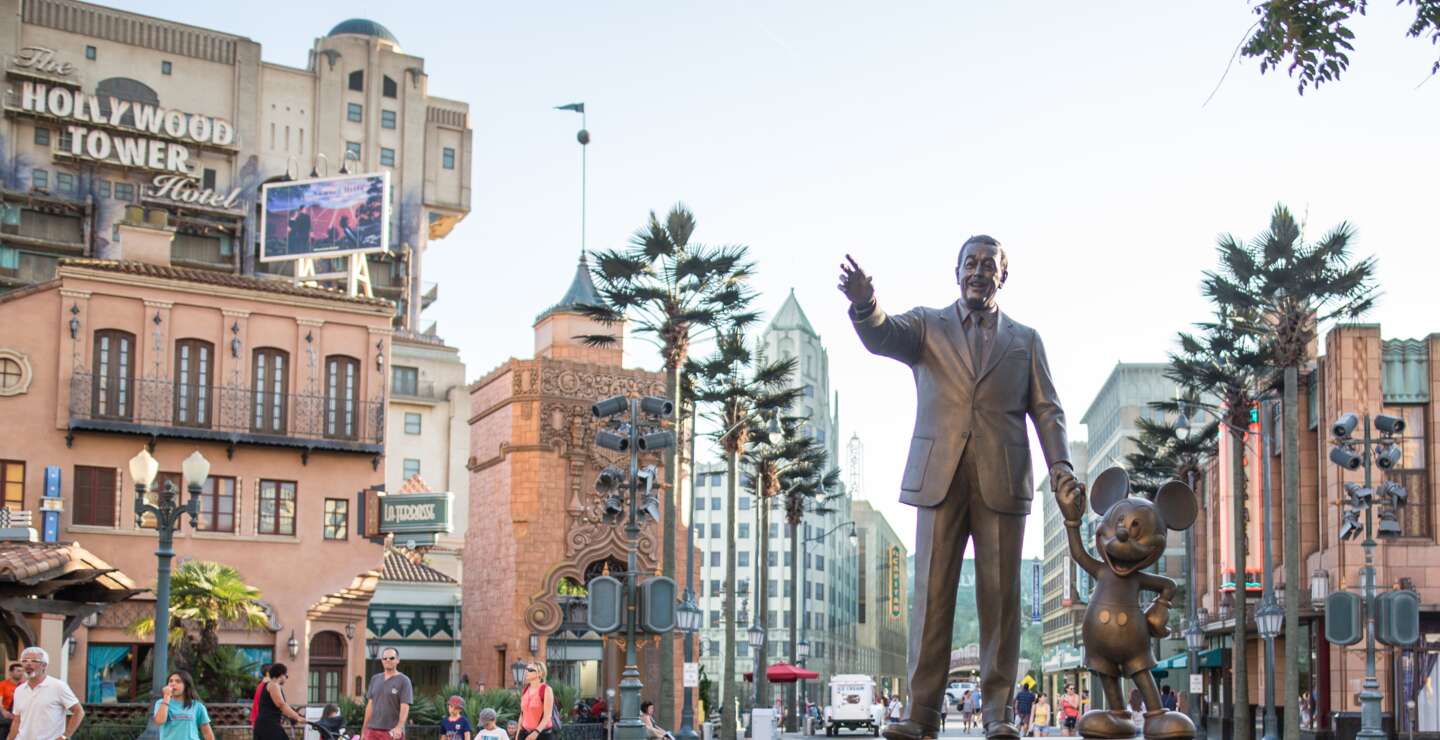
xmin=67 ymin=372 xmax=384 ymax=456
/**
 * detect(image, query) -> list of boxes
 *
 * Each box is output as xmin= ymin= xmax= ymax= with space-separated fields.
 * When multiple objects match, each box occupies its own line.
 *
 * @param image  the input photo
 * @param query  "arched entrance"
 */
xmin=308 ymin=630 xmax=347 ymax=704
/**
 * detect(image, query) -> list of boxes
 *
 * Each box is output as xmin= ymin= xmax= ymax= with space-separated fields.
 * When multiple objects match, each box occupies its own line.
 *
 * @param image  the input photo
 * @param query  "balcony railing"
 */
xmin=67 ymin=372 xmax=384 ymax=454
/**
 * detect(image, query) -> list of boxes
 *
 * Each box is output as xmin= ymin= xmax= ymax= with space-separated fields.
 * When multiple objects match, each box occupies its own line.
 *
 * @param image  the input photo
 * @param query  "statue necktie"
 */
xmin=969 ymin=313 xmax=987 ymax=370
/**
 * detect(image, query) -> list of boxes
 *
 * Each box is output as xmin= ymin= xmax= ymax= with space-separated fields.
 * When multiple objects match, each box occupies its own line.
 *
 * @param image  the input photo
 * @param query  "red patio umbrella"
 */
xmin=743 ymin=663 xmax=820 ymax=683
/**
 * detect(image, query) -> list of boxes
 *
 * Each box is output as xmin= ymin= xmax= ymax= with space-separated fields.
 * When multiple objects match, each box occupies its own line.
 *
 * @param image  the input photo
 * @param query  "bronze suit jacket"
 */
xmin=851 ymin=299 xmax=1070 ymax=513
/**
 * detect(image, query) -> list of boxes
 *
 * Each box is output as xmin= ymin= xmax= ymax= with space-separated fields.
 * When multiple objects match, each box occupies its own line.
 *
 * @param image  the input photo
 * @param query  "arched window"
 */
xmin=173 ymin=339 xmax=213 ymax=428
xmin=251 ymin=348 xmax=289 ymax=434
xmin=91 ymin=330 xmax=135 ymax=420
xmin=308 ymin=630 xmax=346 ymax=704
xmin=324 ymin=355 xmax=360 ymax=439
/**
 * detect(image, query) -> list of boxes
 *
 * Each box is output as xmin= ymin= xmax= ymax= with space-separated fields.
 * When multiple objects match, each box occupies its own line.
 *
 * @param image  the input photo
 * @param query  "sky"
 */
xmin=129 ymin=0 xmax=1440 ymax=558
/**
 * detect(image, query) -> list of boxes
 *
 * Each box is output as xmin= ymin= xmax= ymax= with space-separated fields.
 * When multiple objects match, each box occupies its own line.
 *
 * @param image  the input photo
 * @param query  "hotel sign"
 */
xmin=18 ymin=81 xmax=236 ymax=174
xmin=379 ymin=492 xmax=453 ymax=535
xmin=888 ymin=545 xmax=903 ymax=621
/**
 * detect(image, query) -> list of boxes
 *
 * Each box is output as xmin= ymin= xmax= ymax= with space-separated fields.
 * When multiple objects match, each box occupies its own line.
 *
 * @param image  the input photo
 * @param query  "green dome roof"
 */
xmin=327 ymin=19 xmax=400 ymax=46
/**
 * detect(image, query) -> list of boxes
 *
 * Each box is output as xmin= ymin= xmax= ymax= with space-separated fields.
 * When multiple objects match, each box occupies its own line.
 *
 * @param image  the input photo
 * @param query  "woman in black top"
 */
xmin=254 ymin=663 xmax=307 ymax=740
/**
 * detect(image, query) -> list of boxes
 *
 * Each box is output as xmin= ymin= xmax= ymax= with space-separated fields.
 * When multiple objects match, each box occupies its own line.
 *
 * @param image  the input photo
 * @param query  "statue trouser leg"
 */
xmin=971 ymin=493 xmax=1024 ymax=730
xmin=904 ymin=453 xmax=984 ymax=732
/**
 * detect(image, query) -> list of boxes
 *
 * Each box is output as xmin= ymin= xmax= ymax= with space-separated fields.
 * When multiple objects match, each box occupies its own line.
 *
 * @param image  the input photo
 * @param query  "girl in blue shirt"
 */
xmin=153 ymin=670 xmax=215 ymax=740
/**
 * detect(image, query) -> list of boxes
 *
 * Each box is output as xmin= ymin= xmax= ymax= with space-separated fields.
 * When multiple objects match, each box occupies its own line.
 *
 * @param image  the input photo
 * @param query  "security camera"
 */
xmin=639 ymin=396 xmax=673 ymax=417
xmin=596 ymin=429 xmax=629 ymax=451
xmin=1332 ymin=413 xmax=1359 ymax=439
xmin=593 ymin=396 xmax=628 ymax=418
xmin=1329 ymin=446 xmax=1362 ymax=471
xmin=1375 ymin=444 xmax=1403 ymax=470
xmin=1374 ymin=414 xmax=1406 ymax=436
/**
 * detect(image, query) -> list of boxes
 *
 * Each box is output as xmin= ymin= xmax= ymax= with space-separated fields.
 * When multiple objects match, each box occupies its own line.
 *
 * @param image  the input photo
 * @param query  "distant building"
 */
xmin=462 ymin=254 xmax=690 ymax=719
xmin=853 ymin=497 xmax=907 ymax=699
xmin=1079 ymin=362 xmax=1184 ymax=665
xmin=1040 ymin=441 xmax=1089 ymax=701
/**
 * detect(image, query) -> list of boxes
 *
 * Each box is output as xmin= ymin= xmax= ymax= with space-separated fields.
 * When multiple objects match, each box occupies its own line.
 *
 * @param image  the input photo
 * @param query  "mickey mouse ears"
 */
xmin=1088 ymin=466 xmax=1199 ymax=531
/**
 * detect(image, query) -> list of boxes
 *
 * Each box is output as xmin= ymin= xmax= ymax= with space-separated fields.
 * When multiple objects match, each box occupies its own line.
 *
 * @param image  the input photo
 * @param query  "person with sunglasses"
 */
xmin=363 ymin=647 xmax=413 ymax=740
xmin=519 ymin=662 xmax=556 ymax=740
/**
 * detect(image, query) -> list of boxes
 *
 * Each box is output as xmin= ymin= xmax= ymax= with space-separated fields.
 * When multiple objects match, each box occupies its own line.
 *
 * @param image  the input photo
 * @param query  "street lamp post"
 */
xmin=1257 ymin=400 xmax=1280 ymax=740
xmin=793 ymin=520 xmax=856 ymax=729
xmin=131 ymin=449 xmax=205 ymax=740
xmin=1185 ymin=620 xmax=1206 ymax=737
xmin=748 ymin=620 xmax=765 ymax=733
xmin=679 ymin=404 xmax=701 ymax=740
xmin=1327 ymin=412 xmax=1409 ymax=740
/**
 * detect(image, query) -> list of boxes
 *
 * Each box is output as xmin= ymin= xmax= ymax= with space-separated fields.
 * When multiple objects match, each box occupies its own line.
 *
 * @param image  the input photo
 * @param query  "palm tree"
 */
xmin=689 ymin=330 xmax=800 ymax=740
xmin=580 ymin=204 xmax=760 ymax=720
xmin=1125 ymin=391 xmax=1219 ymax=496
xmin=744 ymin=413 xmax=839 ymax=730
xmin=1166 ymin=310 xmax=1268 ymax=740
xmin=1202 ymin=204 xmax=1378 ymax=740
xmin=130 ymin=560 xmax=270 ymax=670
xmin=760 ymin=417 xmax=839 ymax=731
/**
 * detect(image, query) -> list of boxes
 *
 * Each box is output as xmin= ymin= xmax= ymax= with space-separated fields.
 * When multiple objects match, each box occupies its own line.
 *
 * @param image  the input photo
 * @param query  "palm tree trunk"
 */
xmin=660 ymin=367 xmax=681 ymax=726
xmin=722 ymin=446 xmax=739 ymax=740
xmin=757 ymin=491 xmax=771 ymax=713
xmin=1232 ymin=428 xmax=1250 ymax=740
xmin=1282 ymin=366 xmax=1300 ymax=740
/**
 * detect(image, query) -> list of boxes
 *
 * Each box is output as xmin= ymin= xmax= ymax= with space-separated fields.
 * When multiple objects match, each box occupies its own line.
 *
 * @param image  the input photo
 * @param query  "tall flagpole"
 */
xmin=555 ymin=102 xmax=589 ymax=256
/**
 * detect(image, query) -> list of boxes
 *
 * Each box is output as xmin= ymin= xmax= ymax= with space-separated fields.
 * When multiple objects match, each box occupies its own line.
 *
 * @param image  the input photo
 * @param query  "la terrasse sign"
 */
xmin=379 ymin=492 xmax=453 ymax=535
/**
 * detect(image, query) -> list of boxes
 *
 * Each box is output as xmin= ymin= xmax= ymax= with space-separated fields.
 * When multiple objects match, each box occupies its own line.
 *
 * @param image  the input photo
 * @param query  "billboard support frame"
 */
xmin=294 ymin=252 xmax=374 ymax=298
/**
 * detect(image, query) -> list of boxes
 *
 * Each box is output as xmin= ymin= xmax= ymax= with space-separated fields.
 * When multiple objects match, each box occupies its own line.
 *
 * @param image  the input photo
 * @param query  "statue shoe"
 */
xmin=881 ymin=721 xmax=938 ymax=740
xmin=1142 ymin=710 xmax=1196 ymax=740
xmin=984 ymin=720 xmax=1021 ymax=739
xmin=1076 ymin=709 xmax=1138 ymax=739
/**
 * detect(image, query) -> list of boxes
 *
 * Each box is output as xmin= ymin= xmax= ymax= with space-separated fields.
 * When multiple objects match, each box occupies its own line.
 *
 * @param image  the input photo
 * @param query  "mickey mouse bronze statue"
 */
xmin=1056 ymin=466 xmax=1198 ymax=739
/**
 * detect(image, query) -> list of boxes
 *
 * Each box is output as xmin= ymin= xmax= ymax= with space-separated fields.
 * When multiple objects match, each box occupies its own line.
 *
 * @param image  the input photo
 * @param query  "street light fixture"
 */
xmin=287 ymin=631 xmax=299 ymax=659
xmin=132 ymin=448 xmax=203 ymax=740
xmin=748 ymin=620 xmax=765 ymax=648
xmin=1310 ymin=569 xmax=1329 ymax=607
xmin=1256 ymin=601 xmax=1284 ymax=740
xmin=676 ymin=590 xmax=703 ymax=634
xmin=796 ymin=639 xmax=809 ymax=661
xmin=512 ymin=659 xmax=528 ymax=691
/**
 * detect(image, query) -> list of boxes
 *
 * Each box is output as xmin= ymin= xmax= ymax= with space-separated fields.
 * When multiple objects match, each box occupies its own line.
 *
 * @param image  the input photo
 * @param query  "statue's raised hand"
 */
xmin=838 ymin=254 xmax=875 ymax=307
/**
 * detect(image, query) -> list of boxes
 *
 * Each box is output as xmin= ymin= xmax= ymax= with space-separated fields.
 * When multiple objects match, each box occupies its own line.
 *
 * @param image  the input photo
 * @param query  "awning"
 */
xmin=1198 ymin=648 xmax=1224 ymax=668
xmin=743 ymin=663 xmax=820 ymax=683
xmin=1150 ymin=653 xmax=1185 ymax=676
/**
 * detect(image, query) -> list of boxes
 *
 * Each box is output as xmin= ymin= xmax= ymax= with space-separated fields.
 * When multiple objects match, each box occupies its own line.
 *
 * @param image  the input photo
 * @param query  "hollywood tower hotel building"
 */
xmin=0 ymin=0 xmax=471 ymax=705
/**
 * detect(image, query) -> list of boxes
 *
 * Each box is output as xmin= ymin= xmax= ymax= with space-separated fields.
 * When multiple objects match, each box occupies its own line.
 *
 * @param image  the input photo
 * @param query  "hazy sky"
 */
xmin=130 ymin=0 xmax=1440 ymax=558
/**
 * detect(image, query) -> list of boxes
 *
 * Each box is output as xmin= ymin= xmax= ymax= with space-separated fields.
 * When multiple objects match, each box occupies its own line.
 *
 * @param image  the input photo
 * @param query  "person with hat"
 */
xmin=440 ymin=695 xmax=472 ymax=740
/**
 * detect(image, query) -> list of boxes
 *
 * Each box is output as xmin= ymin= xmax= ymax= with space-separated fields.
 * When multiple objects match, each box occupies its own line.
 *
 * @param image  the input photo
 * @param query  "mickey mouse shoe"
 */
xmin=1076 ymin=710 xmax=1135 ymax=738
xmin=1142 ymin=709 xmax=1196 ymax=740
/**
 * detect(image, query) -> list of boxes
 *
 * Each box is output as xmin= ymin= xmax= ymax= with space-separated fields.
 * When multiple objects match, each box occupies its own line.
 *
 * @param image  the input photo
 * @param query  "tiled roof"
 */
xmin=59 ymin=259 xmax=394 ymax=308
xmin=382 ymin=547 xmax=456 ymax=584
xmin=536 ymin=252 xmax=606 ymax=322
xmin=0 ymin=540 xmax=139 ymax=594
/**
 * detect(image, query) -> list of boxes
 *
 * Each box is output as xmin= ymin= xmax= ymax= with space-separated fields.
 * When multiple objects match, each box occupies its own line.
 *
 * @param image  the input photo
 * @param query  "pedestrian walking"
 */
xmin=0 ymin=661 xmax=23 ymax=736
xmin=153 ymin=670 xmax=216 ymax=740
xmin=1014 ymin=684 xmax=1036 ymax=735
xmin=519 ymin=661 xmax=557 ymax=740
xmin=476 ymin=709 xmax=507 ymax=740
xmin=441 ymin=695 xmax=474 ymax=740
xmin=1160 ymin=685 xmax=1178 ymax=712
xmin=248 ymin=665 xmax=271 ymax=728
xmin=254 ymin=663 xmax=307 ymax=740
xmin=961 ymin=690 xmax=976 ymax=732
xmin=10 ymin=647 xmax=83 ymax=740
xmin=1030 ymin=694 xmax=1050 ymax=737
xmin=1058 ymin=686 xmax=1080 ymax=737
xmin=364 ymin=647 xmax=414 ymax=739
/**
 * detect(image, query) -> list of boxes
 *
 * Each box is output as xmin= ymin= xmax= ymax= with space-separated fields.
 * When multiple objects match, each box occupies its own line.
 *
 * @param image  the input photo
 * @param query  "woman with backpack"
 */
xmin=520 ymin=661 xmax=558 ymax=740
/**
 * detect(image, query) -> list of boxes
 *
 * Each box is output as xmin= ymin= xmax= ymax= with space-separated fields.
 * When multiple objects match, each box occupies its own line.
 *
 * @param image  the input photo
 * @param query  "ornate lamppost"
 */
xmin=131 ymin=448 xmax=205 ymax=740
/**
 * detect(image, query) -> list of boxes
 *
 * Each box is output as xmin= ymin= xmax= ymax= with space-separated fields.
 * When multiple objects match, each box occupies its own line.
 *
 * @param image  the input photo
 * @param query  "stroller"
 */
xmin=309 ymin=719 xmax=351 ymax=740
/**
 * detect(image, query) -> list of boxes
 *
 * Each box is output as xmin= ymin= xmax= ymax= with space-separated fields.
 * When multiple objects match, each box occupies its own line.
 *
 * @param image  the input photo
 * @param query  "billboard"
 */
xmin=260 ymin=172 xmax=389 ymax=261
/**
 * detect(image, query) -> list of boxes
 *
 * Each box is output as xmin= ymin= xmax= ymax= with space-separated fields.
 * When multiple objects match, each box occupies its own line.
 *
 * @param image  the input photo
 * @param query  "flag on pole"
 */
xmin=555 ymin=102 xmax=585 ymax=113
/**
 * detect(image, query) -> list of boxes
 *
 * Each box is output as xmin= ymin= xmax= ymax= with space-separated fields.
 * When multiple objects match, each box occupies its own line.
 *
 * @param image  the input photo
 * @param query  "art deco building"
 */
xmin=463 ymin=255 xmax=692 ymax=718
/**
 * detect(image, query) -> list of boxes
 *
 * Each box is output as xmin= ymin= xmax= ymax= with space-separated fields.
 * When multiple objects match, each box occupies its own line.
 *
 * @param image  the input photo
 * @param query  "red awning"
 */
xmin=743 ymin=663 xmax=821 ymax=683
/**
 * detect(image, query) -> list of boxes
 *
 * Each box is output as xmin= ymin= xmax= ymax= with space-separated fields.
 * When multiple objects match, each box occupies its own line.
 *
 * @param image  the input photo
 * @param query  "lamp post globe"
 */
xmin=1310 ymin=569 xmax=1329 ymax=607
xmin=512 ymin=659 xmax=528 ymax=690
xmin=748 ymin=622 xmax=765 ymax=648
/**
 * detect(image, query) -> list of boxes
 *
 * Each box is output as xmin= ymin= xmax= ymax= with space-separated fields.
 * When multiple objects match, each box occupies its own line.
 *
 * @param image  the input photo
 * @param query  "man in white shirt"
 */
xmin=7 ymin=647 xmax=83 ymax=740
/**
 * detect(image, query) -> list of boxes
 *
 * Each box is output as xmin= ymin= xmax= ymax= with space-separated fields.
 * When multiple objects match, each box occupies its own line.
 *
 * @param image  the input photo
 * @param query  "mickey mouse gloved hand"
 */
xmin=1144 ymin=597 xmax=1172 ymax=638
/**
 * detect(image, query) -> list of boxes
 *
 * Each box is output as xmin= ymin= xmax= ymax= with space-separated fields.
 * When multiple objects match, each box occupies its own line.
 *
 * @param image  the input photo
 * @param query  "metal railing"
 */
xmin=68 ymin=372 xmax=385 ymax=449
